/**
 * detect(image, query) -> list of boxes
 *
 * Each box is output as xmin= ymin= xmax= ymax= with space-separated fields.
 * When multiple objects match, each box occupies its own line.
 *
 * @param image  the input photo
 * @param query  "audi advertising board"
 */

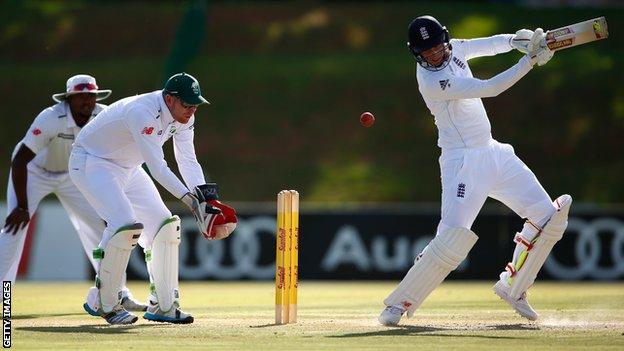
xmin=122 ymin=204 xmax=624 ymax=282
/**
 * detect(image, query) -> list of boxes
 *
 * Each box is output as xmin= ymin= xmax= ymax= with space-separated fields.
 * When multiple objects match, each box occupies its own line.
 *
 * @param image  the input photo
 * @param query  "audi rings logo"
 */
xmin=545 ymin=217 xmax=624 ymax=280
xmin=128 ymin=215 xmax=277 ymax=280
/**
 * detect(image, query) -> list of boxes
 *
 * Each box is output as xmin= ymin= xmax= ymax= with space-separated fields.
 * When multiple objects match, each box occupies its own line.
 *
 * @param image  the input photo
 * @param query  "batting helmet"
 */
xmin=407 ymin=16 xmax=451 ymax=70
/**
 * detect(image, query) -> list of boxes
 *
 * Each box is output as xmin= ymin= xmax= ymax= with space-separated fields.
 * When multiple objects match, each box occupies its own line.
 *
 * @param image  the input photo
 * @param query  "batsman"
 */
xmin=379 ymin=16 xmax=572 ymax=325
xmin=70 ymin=73 xmax=237 ymax=325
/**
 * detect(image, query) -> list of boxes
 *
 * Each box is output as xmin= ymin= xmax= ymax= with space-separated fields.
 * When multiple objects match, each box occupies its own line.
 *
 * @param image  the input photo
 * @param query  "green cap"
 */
xmin=163 ymin=72 xmax=209 ymax=105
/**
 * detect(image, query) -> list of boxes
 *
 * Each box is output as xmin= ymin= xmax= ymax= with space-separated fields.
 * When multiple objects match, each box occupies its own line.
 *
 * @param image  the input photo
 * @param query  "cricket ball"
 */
xmin=360 ymin=112 xmax=375 ymax=127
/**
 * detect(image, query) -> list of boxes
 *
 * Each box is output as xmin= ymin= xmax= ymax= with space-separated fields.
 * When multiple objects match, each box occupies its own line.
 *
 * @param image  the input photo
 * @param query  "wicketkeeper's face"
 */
xmin=168 ymin=95 xmax=198 ymax=124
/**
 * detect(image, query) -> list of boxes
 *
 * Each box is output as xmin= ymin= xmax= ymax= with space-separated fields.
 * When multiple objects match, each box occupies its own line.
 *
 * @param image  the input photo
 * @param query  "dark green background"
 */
xmin=1 ymin=1 xmax=622 ymax=203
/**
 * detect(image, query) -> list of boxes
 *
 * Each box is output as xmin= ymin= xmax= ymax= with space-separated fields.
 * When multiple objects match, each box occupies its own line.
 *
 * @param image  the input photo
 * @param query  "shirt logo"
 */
xmin=420 ymin=27 xmax=429 ymax=40
xmin=439 ymin=79 xmax=450 ymax=90
xmin=32 ymin=128 xmax=42 ymax=136
xmin=142 ymin=127 xmax=154 ymax=135
xmin=452 ymin=57 xmax=466 ymax=69
xmin=457 ymin=183 xmax=466 ymax=198
xmin=57 ymin=133 xmax=74 ymax=140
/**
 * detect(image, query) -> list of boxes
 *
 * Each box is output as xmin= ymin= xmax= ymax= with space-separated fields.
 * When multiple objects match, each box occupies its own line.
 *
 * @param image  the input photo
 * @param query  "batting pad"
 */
xmin=148 ymin=216 xmax=181 ymax=313
xmin=509 ymin=194 xmax=572 ymax=299
xmin=97 ymin=223 xmax=142 ymax=313
xmin=384 ymin=227 xmax=478 ymax=314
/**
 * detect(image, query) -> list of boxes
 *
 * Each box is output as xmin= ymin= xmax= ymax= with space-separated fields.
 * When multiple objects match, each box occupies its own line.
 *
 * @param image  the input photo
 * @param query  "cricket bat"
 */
xmin=545 ymin=17 xmax=609 ymax=51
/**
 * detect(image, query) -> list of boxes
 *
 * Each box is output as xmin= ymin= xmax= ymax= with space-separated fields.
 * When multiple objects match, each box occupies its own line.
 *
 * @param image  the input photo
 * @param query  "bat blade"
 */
xmin=545 ymin=17 xmax=609 ymax=51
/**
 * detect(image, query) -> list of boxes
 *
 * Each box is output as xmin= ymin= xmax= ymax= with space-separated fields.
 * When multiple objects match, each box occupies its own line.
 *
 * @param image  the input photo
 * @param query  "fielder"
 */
xmin=379 ymin=16 xmax=572 ymax=326
xmin=0 ymin=74 xmax=146 ymax=312
xmin=70 ymin=72 xmax=237 ymax=325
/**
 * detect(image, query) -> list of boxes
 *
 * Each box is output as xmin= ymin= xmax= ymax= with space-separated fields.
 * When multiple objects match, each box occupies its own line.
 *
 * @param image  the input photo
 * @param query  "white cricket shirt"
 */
xmin=18 ymin=102 xmax=105 ymax=174
xmin=417 ymin=34 xmax=533 ymax=150
xmin=74 ymin=91 xmax=205 ymax=199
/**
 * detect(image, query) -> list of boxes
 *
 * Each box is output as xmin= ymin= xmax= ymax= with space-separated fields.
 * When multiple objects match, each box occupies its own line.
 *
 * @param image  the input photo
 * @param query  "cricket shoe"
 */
xmin=143 ymin=301 xmax=194 ymax=324
xmin=493 ymin=280 xmax=538 ymax=321
xmin=102 ymin=305 xmax=139 ymax=325
xmin=378 ymin=303 xmax=407 ymax=326
xmin=121 ymin=296 xmax=148 ymax=312
xmin=83 ymin=287 xmax=148 ymax=315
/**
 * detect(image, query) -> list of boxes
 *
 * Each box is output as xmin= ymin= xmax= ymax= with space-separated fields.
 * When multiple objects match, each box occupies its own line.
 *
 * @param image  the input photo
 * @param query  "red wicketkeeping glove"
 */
xmin=206 ymin=200 xmax=237 ymax=240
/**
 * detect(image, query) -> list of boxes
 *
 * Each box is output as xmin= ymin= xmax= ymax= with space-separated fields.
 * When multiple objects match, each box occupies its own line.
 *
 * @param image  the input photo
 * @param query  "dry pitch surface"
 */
xmin=9 ymin=281 xmax=624 ymax=350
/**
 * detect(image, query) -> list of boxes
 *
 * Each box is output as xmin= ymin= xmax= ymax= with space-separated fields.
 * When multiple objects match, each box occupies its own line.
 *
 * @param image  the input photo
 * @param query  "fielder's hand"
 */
xmin=182 ymin=183 xmax=237 ymax=240
xmin=511 ymin=29 xmax=534 ymax=54
xmin=207 ymin=200 xmax=237 ymax=240
xmin=3 ymin=207 xmax=30 ymax=235
xmin=180 ymin=190 xmax=221 ymax=239
xmin=527 ymin=28 xmax=553 ymax=66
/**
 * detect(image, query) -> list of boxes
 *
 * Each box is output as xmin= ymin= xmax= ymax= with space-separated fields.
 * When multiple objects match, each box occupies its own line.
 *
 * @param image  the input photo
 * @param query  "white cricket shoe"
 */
xmin=143 ymin=301 xmax=194 ymax=324
xmin=121 ymin=296 xmax=148 ymax=312
xmin=102 ymin=305 xmax=138 ymax=325
xmin=493 ymin=280 xmax=538 ymax=321
xmin=378 ymin=304 xmax=407 ymax=326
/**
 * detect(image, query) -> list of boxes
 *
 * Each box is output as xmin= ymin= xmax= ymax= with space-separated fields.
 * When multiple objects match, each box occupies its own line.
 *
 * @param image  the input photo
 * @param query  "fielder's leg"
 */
xmin=56 ymin=182 xmax=148 ymax=313
xmin=379 ymin=227 xmax=478 ymax=326
xmin=143 ymin=216 xmax=193 ymax=324
xmin=91 ymin=223 xmax=143 ymax=325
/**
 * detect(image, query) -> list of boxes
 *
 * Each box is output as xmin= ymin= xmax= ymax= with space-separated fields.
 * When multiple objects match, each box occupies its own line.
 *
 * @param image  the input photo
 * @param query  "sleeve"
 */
xmin=421 ymin=55 xmax=533 ymax=101
xmin=173 ymin=117 xmax=206 ymax=190
xmin=21 ymin=110 xmax=55 ymax=155
xmin=458 ymin=34 xmax=514 ymax=60
xmin=125 ymin=108 xmax=190 ymax=199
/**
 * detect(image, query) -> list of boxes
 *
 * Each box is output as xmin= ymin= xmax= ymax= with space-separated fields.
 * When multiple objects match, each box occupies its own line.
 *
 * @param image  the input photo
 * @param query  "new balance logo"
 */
xmin=457 ymin=183 xmax=466 ymax=198
xmin=439 ymin=79 xmax=450 ymax=90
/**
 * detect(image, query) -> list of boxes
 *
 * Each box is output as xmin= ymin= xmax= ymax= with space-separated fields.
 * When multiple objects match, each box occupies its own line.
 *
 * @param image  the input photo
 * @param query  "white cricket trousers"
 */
xmin=437 ymin=139 xmax=555 ymax=235
xmin=0 ymin=166 xmax=105 ymax=283
xmin=68 ymin=147 xmax=172 ymax=250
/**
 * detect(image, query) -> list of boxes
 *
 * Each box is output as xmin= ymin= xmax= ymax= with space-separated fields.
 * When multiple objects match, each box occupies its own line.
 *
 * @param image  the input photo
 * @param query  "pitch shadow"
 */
xmin=329 ymin=325 xmax=523 ymax=339
xmin=12 ymin=313 xmax=86 ymax=320
xmin=487 ymin=323 xmax=540 ymax=331
xmin=17 ymin=324 xmax=156 ymax=334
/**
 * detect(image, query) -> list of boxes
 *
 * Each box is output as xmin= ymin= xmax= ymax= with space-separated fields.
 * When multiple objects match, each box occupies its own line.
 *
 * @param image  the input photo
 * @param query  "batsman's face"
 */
xmin=68 ymin=93 xmax=97 ymax=119
xmin=421 ymin=43 xmax=449 ymax=67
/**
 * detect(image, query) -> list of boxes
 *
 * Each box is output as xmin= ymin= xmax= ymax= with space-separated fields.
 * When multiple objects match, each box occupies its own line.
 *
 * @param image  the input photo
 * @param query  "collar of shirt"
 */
xmin=158 ymin=91 xmax=175 ymax=126
xmin=62 ymin=102 xmax=79 ymax=130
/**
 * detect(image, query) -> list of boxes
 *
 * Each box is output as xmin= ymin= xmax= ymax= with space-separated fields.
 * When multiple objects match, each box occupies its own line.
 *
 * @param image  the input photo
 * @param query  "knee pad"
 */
xmin=507 ymin=194 xmax=572 ymax=298
xmin=384 ymin=227 xmax=478 ymax=315
xmin=94 ymin=222 xmax=142 ymax=313
xmin=146 ymin=216 xmax=181 ymax=312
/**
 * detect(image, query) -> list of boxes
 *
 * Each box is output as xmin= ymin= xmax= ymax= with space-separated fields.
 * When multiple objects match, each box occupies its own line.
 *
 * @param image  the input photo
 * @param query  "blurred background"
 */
xmin=1 ymin=0 xmax=622 ymax=282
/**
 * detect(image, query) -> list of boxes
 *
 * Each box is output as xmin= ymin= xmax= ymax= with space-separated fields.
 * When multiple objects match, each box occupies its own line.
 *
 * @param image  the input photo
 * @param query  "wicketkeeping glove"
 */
xmin=182 ymin=183 xmax=237 ymax=240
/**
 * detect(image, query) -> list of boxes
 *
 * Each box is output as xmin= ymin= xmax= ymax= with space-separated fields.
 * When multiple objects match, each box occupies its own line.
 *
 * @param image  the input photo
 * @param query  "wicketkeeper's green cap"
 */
xmin=163 ymin=72 xmax=209 ymax=106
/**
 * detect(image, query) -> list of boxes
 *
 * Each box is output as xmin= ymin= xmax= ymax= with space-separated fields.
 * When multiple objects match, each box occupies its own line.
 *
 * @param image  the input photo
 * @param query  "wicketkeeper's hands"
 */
xmin=181 ymin=183 xmax=237 ymax=240
xmin=527 ymin=28 xmax=554 ymax=66
xmin=511 ymin=29 xmax=534 ymax=54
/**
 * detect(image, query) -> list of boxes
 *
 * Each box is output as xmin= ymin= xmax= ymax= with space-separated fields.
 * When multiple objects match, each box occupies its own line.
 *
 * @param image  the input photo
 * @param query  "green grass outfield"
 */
xmin=9 ymin=281 xmax=624 ymax=350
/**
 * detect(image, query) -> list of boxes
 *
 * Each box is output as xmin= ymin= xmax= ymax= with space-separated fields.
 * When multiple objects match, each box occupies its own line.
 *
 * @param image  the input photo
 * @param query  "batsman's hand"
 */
xmin=511 ymin=29 xmax=534 ymax=54
xmin=3 ymin=207 xmax=30 ymax=235
xmin=527 ymin=28 xmax=553 ymax=66
xmin=180 ymin=191 xmax=221 ymax=239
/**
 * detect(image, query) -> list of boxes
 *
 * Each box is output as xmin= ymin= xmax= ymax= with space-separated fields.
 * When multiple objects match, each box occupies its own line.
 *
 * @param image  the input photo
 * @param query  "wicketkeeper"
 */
xmin=70 ymin=72 xmax=237 ymax=325
xmin=379 ymin=16 xmax=572 ymax=326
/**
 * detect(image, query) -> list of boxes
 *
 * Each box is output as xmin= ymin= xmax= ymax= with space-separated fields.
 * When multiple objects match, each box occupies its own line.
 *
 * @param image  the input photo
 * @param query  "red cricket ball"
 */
xmin=360 ymin=112 xmax=375 ymax=127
